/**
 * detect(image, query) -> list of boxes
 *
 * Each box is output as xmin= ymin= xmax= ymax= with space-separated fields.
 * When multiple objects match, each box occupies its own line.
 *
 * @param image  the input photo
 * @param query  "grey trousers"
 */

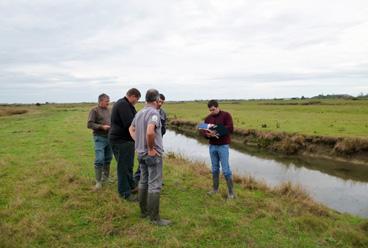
xmin=137 ymin=155 xmax=163 ymax=193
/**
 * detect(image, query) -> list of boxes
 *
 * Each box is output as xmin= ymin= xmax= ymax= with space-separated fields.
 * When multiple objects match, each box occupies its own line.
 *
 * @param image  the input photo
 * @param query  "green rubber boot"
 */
xmin=138 ymin=188 xmax=148 ymax=218
xmin=102 ymin=164 xmax=111 ymax=184
xmin=207 ymin=172 xmax=219 ymax=195
xmin=147 ymin=192 xmax=172 ymax=226
xmin=94 ymin=166 xmax=103 ymax=190
xmin=225 ymin=175 xmax=235 ymax=199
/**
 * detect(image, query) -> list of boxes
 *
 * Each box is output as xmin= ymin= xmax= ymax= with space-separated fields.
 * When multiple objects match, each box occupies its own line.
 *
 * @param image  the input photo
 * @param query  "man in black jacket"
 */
xmin=109 ymin=88 xmax=141 ymax=201
xmin=158 ymin=93 xmax=167 ymax=136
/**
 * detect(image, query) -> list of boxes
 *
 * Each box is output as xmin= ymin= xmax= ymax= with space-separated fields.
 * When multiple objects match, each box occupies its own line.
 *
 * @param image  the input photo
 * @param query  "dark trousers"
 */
xmin=133 ymin=166 xmax=141 ymax=185
xmin=111 ymin=141 xmax=135 ymax=198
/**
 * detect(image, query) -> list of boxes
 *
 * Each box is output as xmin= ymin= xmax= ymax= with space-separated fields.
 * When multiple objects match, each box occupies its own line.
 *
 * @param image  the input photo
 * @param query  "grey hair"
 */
xmin=145 ymin=89 xmax=160 ymax=103
xmin=98 ymin=93 xmax=109 ymax=102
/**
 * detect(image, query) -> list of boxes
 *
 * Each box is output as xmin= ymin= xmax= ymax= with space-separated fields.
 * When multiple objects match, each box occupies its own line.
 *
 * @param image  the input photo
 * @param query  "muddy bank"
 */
xmin=169 ymin=119 xmax=368 ymax=165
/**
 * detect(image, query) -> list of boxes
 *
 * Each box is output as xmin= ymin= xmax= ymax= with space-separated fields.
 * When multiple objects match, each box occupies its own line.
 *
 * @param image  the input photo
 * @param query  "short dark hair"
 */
xmin=159 ymin=93 xmax=165 ymax=101
xmin=207 ymin=99 xmax=218 ymax=108
xmin=98 ymin=93 xmax=109 ymax=102
xmin=145 ymin=89 xmax=160 ymax=103
xmin=126 ymin=88 xmax=141 ymax=98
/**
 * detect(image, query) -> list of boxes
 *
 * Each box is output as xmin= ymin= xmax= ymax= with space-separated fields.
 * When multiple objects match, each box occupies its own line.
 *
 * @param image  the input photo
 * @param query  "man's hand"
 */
xmin=148 ymin=148 xmax=159 ymax=157
xmin=206 ymin=130 xmax=218 ymax=138
xmin=129 ymin=125 xmax=136 ymax=141
xmin=101 ymin=125 xmax=110 ymax=131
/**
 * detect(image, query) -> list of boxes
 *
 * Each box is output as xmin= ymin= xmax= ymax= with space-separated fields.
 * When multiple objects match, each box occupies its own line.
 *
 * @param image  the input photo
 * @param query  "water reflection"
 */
xmin=172 ymin=128 xmax=368 ymax=183
xmin=164 ymin=130 xmax=368 ymax=217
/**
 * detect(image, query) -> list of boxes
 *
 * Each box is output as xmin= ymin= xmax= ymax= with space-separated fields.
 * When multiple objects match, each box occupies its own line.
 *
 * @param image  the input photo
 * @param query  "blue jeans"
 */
xmin=209 ymin=144 xmax=232 ymax=177
xmin=93 ymin=135 xmax=112 ymax=167
xmin=111 ymin=141 xmax=135 ymax=199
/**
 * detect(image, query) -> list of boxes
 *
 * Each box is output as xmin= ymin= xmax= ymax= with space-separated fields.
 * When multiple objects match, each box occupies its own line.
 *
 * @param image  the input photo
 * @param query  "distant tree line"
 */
xmin=310 ymin=93 xmax=368 ymax=100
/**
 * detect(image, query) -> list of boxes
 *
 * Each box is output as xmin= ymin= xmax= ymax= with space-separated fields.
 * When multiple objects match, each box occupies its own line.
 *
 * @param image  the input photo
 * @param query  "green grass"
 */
xmin=1 ymin=104 xmax=368 ymax=247
xmin=163 ymin=99 xmax=368 ymax=137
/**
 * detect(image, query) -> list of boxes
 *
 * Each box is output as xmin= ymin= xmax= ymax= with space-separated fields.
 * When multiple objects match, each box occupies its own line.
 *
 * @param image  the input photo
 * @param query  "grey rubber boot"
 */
xmin=138 ymin=188 xmax=148 ymax=218
xmin=207 ymin=172 xmax=220 ymax=195
xmin=94 ymin=166 xmax=103 ymax=190
xmin=101 ymin=164 xmax=110 ymax=183
xmin=147 ymin=192 xmax=171 ymax=226
xmin=225 ymin=175 xmax=235 ymax=199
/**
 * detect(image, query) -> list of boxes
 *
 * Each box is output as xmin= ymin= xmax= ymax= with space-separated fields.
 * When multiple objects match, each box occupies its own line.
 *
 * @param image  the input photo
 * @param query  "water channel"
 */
xmin=164 ymin=130 xmax=368 ymax=217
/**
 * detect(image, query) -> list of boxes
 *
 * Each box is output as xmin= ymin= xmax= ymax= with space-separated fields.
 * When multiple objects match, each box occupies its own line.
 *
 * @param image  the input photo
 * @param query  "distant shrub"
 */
xmin=0 ymin=108 xmax=28 ymax=117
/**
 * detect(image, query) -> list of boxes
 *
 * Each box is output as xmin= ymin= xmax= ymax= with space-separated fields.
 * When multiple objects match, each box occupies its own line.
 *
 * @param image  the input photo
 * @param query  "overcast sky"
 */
xmin=1 ymin=0 xmax=367 ymax=103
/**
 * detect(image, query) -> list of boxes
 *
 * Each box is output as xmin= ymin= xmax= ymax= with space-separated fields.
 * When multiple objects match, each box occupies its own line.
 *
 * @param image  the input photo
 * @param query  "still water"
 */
xmin=164 ymin=130 xmax=368 ymax=217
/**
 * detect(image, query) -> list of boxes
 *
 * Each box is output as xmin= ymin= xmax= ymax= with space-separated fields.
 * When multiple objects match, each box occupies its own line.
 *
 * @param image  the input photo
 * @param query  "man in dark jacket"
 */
xmin=201 ymin=100 xmax=235 ymax=199
xmin=87 ymin=93 xmax=112 ymax=190
xmin=109 ymin=88 xmax=141 ymax=201
xmin=158 ymin=93 xmax=167 ymax=136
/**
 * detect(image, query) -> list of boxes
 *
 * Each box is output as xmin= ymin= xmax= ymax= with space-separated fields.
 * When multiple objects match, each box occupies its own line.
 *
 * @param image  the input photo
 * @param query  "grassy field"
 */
xmin=1 ymin=104 xmax=368 ymax=247
xmin=163 ymin=99 xmax=368 ymax=137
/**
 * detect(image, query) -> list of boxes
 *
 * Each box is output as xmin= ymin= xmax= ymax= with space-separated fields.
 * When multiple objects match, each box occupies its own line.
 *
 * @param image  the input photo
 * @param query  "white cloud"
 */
xmin=0 ymin=0 xmax=367 ymax=103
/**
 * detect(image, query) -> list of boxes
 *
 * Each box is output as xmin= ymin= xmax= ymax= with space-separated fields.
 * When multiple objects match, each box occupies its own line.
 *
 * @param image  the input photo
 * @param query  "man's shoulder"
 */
xmin=118 ymin=98 xmax=128 ymax=105
xmin=114 ymin=98 xmax=131 ymax=109
xmin=135 ymin=107 xmax=159 ymax=122
xmin=146 ymin=106 xmax=159 ymax=114
xmin=221 ymin=110 xmax=232 ymax=117
xmin=136 ymin=106 xmax=156 ymax=117
xmin=89 ymin=106 xmax=99 ymax=113
xmin=159 ymin=108 xmax=166 ymax=116
xmin=146 ymin=107 xmax=160 ymax=123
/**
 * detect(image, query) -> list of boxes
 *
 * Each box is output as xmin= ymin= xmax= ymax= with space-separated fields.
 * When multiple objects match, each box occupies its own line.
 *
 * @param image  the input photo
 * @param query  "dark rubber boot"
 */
xmin=138 ymin=188 xmax=148 ymax=218
xmin=148 ymin=192 xmax=171 ymax=226
xmin=101 ymin=164 xmax=110 ymax=183
xmin=207 ymin=172 xmax=220 ymax=195
xmin=125 ymin=194 xmax=138 ymax=202
xmin=94 ymin=166 xmax=103 ymax=190
xmin=225 ymin=175 xmax=235 ymax=199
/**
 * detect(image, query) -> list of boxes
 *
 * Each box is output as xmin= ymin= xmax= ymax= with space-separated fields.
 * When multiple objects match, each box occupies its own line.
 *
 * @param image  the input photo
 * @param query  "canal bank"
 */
xmin=169 ymin=119 xmax=368 ymax=166
xmin=164 ymin=128 xmax=368 ymax=217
